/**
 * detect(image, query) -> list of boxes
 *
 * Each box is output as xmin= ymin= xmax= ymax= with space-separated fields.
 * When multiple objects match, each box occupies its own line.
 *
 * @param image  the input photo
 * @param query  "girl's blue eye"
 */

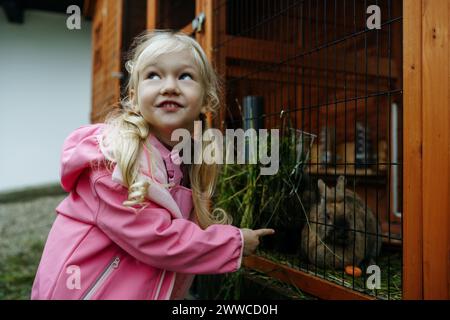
xmin=180 ymin=73 xmax=193 ymax=80
xmin=147 ymin=72 xmax=160 ymax=80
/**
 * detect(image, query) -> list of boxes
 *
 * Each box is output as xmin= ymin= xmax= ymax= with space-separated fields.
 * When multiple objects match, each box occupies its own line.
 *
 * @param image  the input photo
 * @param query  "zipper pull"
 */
xmin=112 ymin=257 xmax=120 ymax=268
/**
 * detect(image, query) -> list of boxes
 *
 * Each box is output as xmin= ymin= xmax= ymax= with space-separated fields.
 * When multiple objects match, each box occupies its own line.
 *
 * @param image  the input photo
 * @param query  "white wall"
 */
xmin=0 ymin=9 xmax=92 ymax=192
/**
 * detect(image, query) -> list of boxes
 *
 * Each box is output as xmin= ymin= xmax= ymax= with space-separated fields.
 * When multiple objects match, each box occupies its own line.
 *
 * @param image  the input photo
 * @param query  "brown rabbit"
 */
xmin=301 ymin=176 xmax=382 ymax=270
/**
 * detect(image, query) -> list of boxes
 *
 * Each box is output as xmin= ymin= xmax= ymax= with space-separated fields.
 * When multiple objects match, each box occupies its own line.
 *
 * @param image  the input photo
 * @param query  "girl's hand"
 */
xmin=240 ymin=228 xmax=275 ymax=256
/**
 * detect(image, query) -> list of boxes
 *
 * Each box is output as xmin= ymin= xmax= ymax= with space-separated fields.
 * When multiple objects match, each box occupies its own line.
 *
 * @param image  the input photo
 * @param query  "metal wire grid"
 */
xmin=213 ymin=0 xmax=402 ymax=299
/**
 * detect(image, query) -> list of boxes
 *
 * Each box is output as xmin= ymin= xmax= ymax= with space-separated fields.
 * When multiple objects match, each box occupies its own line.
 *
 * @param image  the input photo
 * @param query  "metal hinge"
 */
xmin=192 ymin=12 xmax=206 ymax=33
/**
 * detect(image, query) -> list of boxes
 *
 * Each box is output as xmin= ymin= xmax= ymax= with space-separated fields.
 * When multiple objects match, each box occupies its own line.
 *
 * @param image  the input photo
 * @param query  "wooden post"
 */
xmin=421 ymin=0 xmax=450 ymax=300
xmin=147 ymin=0 xmax=158 ymax=30
xmin=403 ymin=0 xmax=424 ymax=300
xmin=404 ymin=0 xmax=450 ymax=300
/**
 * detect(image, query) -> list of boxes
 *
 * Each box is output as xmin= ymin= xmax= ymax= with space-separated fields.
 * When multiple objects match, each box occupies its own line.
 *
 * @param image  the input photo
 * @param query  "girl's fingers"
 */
xmin=254 ymin=229 xmax=275 ymax=237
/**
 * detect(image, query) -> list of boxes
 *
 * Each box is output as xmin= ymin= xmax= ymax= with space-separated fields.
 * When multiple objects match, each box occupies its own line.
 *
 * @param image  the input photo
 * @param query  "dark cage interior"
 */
xmin=156 ymin=0 xmax=403 ymax=300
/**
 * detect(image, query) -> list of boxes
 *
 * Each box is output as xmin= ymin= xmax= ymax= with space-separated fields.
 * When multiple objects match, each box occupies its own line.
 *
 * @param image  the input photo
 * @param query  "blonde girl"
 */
xmin=31 ymin=30 xmax=274 ymax=300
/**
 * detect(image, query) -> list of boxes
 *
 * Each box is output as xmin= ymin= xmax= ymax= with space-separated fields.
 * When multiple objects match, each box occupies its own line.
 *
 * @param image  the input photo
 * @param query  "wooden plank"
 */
xmin=225 ymin=36 xmax=398 ymax=80
xmin=402 ymin=0 xmax=424 ymax=300
xmin=91 ymin=0 xmax=105 ymax=123
xmin=147 ymin=0 xmax=158 ymax=30
xmin=422 ymin=0 xmax=450 ymax=300
xmin=216 ymin=0 xmax=227 ymax=130
xmin=226 ymin=64 xmax=391 ymax=93
xmin=196 ymin=0 xmax=216 ymax=128
xmin=82 ymin=0 xmax=96 ymax=19
xmin=195 ymin=0 xmax=205 ymax=49
xmin=111 ymin=0 xmax=122 ymax=117
xmin=243 ymin=255 xmax=374 ymax=300
xmin=90 ymin=0 xmax=123 ymax=123
xmin=391 ymin=0 xmax=404 ymax=88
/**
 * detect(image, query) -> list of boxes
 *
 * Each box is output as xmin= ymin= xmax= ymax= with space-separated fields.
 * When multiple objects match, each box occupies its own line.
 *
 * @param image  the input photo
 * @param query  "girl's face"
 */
xmin=135 ymin=49 xmax=205 ymax=146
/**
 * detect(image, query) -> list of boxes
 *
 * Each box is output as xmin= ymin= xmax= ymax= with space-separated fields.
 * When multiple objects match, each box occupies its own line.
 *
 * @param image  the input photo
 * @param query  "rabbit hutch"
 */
xmin=86 ymin=0 xmax=450 ymax=300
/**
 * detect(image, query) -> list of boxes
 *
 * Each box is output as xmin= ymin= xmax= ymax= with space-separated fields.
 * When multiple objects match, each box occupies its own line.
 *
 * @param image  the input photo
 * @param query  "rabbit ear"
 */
xmin=318 ymin=179 xmax=326 ymax=197
xmin=336 ymin=176 xmax=345 ymax=192
xmin=335 ymin=176 xmax=345 ymax=199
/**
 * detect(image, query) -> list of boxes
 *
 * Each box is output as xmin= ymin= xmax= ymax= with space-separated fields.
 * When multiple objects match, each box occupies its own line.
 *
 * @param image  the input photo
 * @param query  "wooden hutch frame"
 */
xmin=87 ymin=0 xmax=450 ymax=299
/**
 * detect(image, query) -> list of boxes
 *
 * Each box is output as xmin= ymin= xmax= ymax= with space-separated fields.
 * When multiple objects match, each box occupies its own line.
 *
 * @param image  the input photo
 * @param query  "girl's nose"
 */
xmin=160 ymin=76 xmax=180 ymax=95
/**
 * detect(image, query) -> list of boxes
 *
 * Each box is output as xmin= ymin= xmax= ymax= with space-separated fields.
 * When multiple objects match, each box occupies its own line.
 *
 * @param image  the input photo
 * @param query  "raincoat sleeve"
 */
xmin=92 ymin=173 xmax=244 ymax=274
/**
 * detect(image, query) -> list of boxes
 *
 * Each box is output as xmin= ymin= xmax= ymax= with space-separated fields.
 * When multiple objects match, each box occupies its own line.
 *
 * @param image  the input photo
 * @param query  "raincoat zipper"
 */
xmin=153 ymin=269 xmax=166 ymax=299
xmin=82 ymin=256 xmax=120 ymax=300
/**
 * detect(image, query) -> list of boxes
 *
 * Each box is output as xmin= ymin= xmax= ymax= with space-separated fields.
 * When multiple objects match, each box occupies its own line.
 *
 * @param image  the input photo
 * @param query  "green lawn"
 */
xmin=0 ymin=194 xmax=65 ymax=300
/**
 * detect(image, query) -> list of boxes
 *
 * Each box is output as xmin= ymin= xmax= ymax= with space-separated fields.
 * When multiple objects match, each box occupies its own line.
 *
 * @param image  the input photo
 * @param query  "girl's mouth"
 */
xmin=157 ymin=101 xmax=184 ymax=112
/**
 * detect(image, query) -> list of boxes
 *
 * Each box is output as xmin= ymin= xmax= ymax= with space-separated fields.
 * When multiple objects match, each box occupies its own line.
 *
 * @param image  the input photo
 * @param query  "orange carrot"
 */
xmin=345 ymin=265 xmax=362 ymax=277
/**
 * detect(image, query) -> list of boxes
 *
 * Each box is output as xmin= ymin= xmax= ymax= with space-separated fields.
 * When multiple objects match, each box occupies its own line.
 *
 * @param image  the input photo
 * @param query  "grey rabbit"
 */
xmin=301 ymin=176 xmax=382 ymax=269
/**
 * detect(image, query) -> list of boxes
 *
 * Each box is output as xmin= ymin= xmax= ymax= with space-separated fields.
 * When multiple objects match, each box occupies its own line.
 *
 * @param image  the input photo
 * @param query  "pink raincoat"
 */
xmin=31 ymin=123 xmax=243 ymax=300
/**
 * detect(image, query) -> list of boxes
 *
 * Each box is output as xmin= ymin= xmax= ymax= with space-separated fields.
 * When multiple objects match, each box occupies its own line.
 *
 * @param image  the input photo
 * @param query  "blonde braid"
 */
xmin=103 ymin=108 xmax=150 ymax=207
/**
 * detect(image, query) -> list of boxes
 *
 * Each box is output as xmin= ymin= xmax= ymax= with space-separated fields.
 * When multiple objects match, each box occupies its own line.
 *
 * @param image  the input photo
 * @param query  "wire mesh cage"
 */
xmin=210 ymin=0 xmax=403 ymax=299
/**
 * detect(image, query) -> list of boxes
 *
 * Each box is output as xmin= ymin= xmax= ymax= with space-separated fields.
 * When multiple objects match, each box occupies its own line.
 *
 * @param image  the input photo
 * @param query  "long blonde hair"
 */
xmin=101 ymin=30 xmax=229 ymax=229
